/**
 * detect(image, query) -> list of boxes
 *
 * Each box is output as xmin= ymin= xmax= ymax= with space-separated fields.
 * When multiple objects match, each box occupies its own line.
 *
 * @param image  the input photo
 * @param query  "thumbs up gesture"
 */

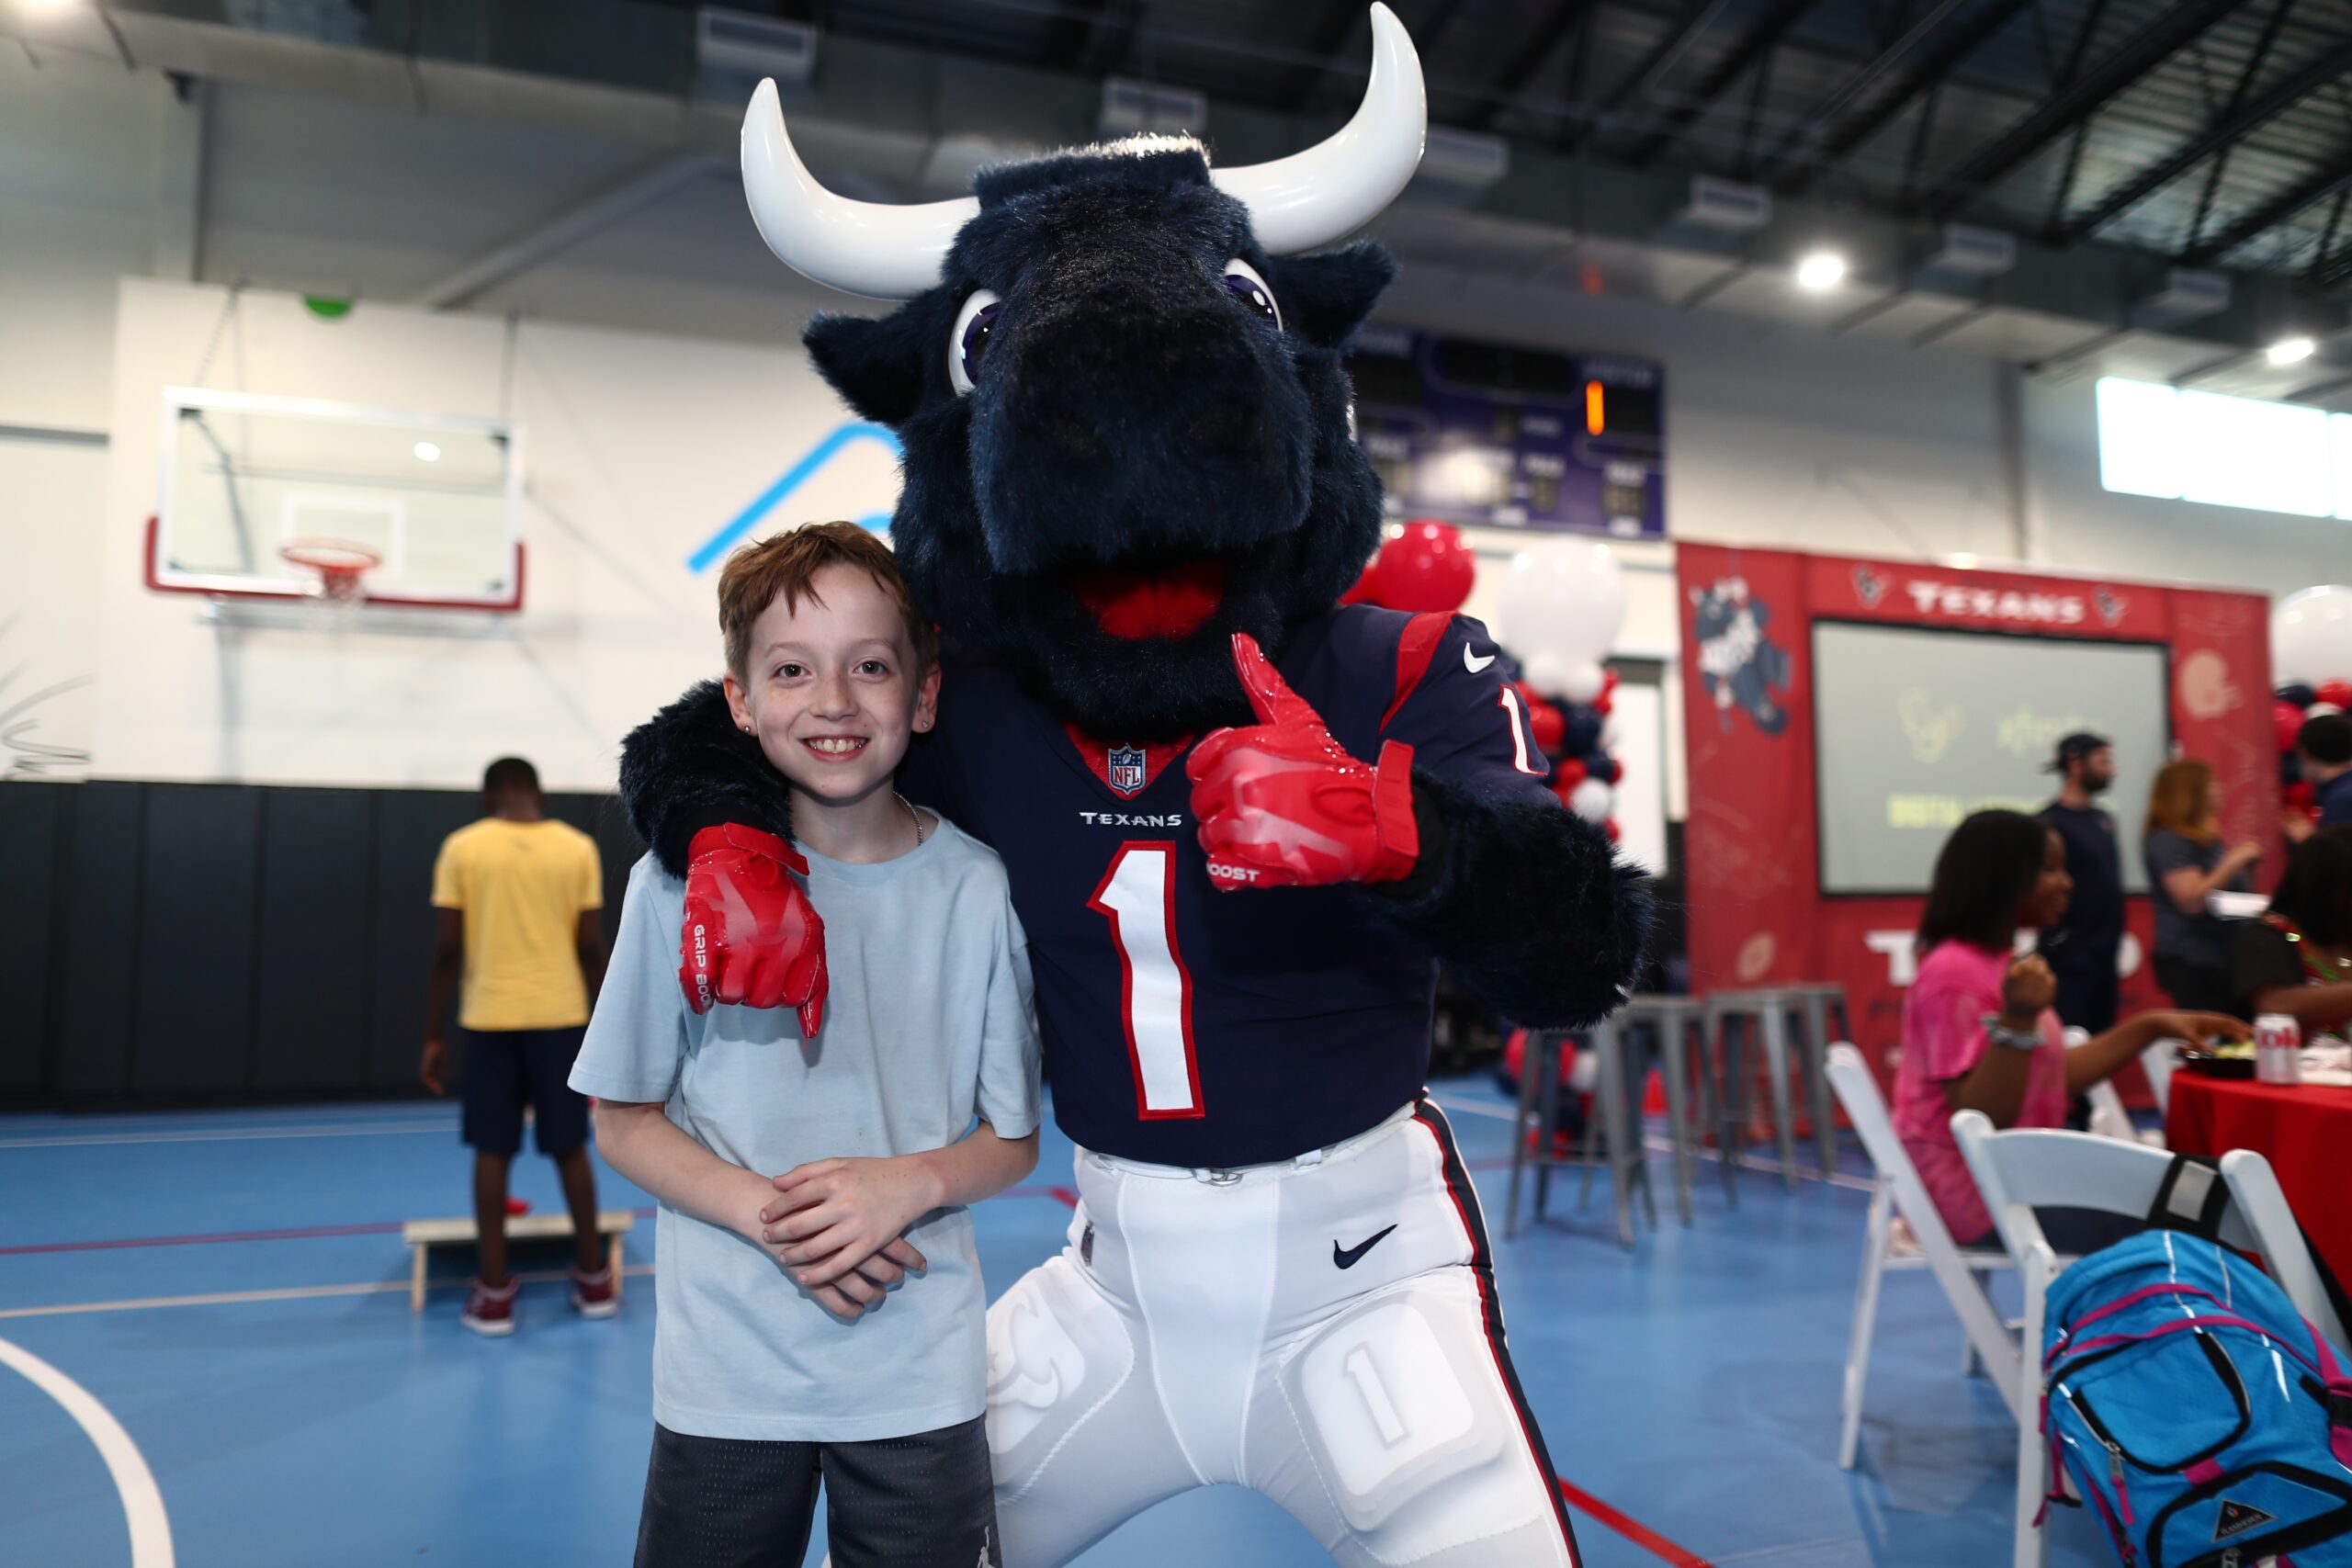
xmin=1184 ymin=634 xmax=1420 ymax=890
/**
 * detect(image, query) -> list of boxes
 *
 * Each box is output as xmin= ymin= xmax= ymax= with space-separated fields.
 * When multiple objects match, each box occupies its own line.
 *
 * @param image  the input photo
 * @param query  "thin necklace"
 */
xmin=895 ymin=791 xmax=926 ymax=848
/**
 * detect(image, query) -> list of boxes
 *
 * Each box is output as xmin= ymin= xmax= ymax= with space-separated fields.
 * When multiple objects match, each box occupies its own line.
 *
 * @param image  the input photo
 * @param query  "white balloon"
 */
xmin=1557 ymin=658 xmax=1606 ymax=706
xmin=1495 ymin=539 xmax=1625 ymax=671
xmin=2272 ymin=585 xmax=2352 ymax=687
xmin=1569 ymin=778 xmax=1613 ymax=822
xmin=2310 ymin=702 xmax=2346 ymax=717
xmin=1521 ymin=650 xmax=1573 ymax=695
xmin=1600 ymin=714 xmax=1623 ymax=751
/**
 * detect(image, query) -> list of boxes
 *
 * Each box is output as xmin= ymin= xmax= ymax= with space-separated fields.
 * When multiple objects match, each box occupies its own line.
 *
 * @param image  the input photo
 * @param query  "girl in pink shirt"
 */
xmin=1894 ymin=809 xmax=2245 ymax=1246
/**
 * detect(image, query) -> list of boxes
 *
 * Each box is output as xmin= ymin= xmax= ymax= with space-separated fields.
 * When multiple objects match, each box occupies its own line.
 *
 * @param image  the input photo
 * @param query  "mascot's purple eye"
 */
xmin=948 ymin=289 xmax=1002 ymax=397
xmin=1221 ymin=259 xmax=1281 ymax=332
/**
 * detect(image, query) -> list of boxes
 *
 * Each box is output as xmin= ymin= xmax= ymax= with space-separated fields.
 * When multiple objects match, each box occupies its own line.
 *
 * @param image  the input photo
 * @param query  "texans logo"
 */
xmin=1853 ymin=567 xmax=1887 ymax=607
xmin=2095 ymin=589 xmax=2126 ymax=627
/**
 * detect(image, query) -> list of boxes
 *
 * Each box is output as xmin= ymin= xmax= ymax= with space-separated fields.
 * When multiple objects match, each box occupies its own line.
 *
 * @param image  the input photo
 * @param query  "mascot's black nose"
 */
xmin=1013 ymin=301 xmax=1272 ymax=468
xmin=972 ymin=262 xmax=1313 ymax=575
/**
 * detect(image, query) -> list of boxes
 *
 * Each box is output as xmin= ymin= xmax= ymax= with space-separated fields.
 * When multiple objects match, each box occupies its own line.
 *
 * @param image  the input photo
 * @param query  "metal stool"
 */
xmin=1704 ymin=985 xmax=1846 ymax=1190
xmin=1503 ymin=1028 xmax=1651 ymax=1248
xmin=1503 ymin=1030 xmax=1581 ymax=1240
xmin=1591 ymin=996 xmax=1702 ymax=1225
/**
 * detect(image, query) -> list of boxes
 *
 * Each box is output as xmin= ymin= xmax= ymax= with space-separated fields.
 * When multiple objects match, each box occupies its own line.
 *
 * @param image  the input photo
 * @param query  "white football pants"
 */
xmin=984 ymin=1098 xmax=1579 ymax=1567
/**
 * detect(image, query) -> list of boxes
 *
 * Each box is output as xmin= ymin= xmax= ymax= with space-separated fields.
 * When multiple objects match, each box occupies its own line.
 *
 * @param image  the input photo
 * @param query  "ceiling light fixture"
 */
xmin=413 ymin=441 xmax=442 ymax=462
xmin=1795 ymin=251 xmax=1847 ymax=291
xmin=2267 ymin=336 xmax=2316 ymax=367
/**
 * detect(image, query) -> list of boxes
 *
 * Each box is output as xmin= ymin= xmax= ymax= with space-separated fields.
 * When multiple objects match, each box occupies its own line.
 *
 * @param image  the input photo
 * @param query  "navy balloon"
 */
xmin=1584 ymin=753 xmax=1621 ymax=786
xmin=1561 ymin=709 xmax=1603 ymax=755
xmin=2278 ymin=682 xmax=2319 ymax=708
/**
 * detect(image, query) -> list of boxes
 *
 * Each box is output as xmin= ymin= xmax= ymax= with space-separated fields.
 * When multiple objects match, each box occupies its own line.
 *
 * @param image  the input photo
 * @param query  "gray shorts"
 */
xmin=634 ymin=1416 xmax=997 ymax=1568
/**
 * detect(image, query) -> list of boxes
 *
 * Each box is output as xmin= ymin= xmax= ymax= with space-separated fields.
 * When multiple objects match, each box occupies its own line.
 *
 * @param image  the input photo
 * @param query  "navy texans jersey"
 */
xmin=903 ymin=604 xmax=1557 ymax=1168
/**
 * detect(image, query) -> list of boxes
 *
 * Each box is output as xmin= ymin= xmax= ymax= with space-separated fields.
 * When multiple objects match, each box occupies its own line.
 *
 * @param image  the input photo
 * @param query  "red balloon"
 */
xmin=1603 ymin=818 xmax=1622 ymax=842
xmin=1528 ymin=699 xmax=1566 ymax=752
xmin=2320 ymin=679 xmax=2352 ymax=711
xmin=1338 ymin=555 xmax=1382 ymax=605
xmin=2286 ymin=780 xmax=2316 ymax=811
xmin=1363 ymin=520 xmax=1475 ymax=614
xmin=2277 ymin=699 xmax=2310 ymax=753
xmin=1554 ymin=757 xmax=1589 ymax=790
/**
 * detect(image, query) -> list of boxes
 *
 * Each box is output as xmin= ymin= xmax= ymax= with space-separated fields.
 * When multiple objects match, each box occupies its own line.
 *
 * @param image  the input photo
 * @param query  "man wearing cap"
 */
xmin=2038 ymin=732 xmax=2124 ymax=1035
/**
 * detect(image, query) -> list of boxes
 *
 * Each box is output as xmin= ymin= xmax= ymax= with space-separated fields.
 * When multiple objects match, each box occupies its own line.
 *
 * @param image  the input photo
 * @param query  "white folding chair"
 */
xmin=2068 ymin=1027 xmax=2169 ymax=1147
xmin=1825 ymin=1045 xmax=2021 ymax=1471
xmin=2137 ymin=1035 xmax=2178 ymax=1119
xmin=1950 ymin=1112 xmax=2336 ymax=1568
xmin=2221 ymin=1147 xmax=2350 ymax=1352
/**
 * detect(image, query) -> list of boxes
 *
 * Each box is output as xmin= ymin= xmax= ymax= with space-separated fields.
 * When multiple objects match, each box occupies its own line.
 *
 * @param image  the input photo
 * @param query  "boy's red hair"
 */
xmin=718 ymin=523 xmax=938 ymax=678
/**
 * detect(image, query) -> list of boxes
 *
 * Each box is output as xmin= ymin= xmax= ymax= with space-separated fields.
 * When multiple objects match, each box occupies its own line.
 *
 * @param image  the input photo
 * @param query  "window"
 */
xmin=2096 ymin=378 xmax=2344 ymax=519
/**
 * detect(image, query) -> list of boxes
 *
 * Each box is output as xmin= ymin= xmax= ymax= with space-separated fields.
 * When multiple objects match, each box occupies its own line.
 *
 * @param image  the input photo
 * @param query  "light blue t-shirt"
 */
xmin=570 ymin=817 xmax=1041 ymax=1442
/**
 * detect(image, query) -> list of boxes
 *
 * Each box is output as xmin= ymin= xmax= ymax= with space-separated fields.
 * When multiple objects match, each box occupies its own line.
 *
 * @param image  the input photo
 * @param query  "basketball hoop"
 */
xmin=279 ymin=538 xmax=382 ymax=605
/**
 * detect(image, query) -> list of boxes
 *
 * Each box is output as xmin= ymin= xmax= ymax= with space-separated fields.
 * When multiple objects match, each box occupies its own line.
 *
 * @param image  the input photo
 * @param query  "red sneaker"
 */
xmin=461 ymin=1277 xmax=518 ymax=1337
xmin=570 ymin=1265 xmax=618 ymax=1319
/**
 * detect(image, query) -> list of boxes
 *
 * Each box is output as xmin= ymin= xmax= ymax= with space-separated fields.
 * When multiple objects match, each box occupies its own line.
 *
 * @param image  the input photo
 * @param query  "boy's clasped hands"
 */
xmin=755 ymin=1155 xmax=939 ymax=1321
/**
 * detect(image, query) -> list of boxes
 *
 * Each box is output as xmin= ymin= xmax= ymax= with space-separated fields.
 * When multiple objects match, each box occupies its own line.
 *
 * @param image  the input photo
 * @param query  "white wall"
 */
xmin=6 ymin=50 xmax=2344 ymax=804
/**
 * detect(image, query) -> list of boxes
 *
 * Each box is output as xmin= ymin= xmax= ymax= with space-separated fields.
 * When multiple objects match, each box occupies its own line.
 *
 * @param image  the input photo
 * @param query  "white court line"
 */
xmin=1426 ymin=1096 xmax=1520 ymax=1122
xmin=1427 ymin=1094 xmax=1875 ymax=1193
xmin=0 ymin=1264 xmax=657 ymax=1321
xmin=0 ymin=1334 xmax=175 ymax=1567
xmin=0 ymin=1122 xmax=455 ymax=1151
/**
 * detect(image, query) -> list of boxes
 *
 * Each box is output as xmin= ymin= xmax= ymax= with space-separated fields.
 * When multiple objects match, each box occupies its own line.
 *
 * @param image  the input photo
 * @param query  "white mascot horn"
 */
xmin=740 ymin=3 xmax=1428 ymax=300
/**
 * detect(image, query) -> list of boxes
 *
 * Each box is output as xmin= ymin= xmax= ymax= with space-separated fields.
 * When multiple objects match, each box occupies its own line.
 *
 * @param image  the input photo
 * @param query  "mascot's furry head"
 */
xmin=739 ymin=6 xmax=1426 ymax=739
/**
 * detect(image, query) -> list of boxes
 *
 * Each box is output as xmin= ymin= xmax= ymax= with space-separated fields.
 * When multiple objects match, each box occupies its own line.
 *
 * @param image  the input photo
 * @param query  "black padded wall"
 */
xmin=0 ymin=780 xmax=642 ymax=1110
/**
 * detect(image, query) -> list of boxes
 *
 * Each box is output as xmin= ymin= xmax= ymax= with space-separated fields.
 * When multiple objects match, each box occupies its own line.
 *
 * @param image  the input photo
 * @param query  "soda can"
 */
xmin=2256 ymin=1013 xmax=2302 ymax=1085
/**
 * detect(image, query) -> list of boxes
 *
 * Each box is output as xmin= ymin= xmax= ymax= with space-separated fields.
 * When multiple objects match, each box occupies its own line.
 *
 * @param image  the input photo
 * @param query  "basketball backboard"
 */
xmin=146 ymin=388 xmax=525 ymax=611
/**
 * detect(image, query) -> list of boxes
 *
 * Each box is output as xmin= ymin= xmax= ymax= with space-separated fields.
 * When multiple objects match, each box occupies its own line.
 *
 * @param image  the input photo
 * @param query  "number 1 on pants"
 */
xmin=1088 ymin=842 xmax=1204 ymax=1119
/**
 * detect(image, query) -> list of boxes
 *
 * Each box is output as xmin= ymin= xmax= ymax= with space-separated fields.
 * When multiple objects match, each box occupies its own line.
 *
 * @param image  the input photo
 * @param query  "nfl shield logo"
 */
xmin=1107 ymin=745 xmax=1148 ymax=796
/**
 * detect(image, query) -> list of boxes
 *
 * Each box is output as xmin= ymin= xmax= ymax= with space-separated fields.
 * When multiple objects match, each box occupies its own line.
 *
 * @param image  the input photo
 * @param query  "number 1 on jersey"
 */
xmin=1497 ymin=686 xmax=1544 ymax=775
xmin=1088 ymin=842 xmax=1204 ymax=1120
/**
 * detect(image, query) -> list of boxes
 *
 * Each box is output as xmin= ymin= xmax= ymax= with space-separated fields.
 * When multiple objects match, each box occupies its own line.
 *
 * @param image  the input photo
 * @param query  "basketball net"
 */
xmin=280 ymin=538 xmax=380 ymax=635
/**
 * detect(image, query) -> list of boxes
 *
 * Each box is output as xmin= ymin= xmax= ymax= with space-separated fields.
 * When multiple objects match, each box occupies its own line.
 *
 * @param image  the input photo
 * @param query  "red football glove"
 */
xmin=1185 ymin=633 xmax=1419 ymax=890
xmin=679 ymin=823 xmax=829 ymax=1036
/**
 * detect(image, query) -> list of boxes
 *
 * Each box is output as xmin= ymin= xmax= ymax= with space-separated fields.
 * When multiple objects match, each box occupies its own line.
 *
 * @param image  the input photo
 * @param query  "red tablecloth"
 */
xmin=2166 ymin=1073 xmax=2352 ymax=1288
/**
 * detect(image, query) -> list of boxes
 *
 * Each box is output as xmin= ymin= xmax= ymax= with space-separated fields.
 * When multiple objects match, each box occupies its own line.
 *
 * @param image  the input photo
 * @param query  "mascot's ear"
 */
xmin=804 ymin=310 xmax=930 ymax=427
xmin=1265 ymin=242 xmax=1397 ymax=350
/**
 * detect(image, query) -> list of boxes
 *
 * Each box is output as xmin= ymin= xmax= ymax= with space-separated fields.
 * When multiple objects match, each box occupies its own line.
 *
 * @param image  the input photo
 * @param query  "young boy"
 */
xmin=571 ymin=522 xmax=1040 ymax=1566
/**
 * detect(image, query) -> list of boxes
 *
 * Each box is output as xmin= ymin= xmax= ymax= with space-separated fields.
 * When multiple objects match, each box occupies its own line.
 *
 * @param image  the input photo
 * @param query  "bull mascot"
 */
xmin=621 ymin=8 xmax=1649 ymax=1562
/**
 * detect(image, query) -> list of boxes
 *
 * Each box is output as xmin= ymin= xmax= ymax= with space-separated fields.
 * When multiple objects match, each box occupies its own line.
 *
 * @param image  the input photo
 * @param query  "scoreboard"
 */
xmin=1347 ymin=323 xmax=1666 ymax=538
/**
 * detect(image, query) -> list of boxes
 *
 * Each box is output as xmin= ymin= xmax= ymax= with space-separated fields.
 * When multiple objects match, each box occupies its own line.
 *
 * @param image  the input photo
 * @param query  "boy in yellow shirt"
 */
xmin=422 ymin=756 xmax=612 ymax=1335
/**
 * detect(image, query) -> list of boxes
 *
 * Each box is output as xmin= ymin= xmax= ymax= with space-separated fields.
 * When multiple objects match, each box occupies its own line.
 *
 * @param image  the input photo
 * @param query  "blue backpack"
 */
xmin=2040 ymin=1161 xmax=2352 ymax=1568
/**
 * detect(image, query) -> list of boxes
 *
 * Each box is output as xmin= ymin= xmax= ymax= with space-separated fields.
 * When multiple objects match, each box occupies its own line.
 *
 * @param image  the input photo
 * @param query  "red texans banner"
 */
xmin=1811 ymin=556 xmax=2169 ymax=641
xmin=1678 ymin=544 xmax=2276 ymax=1098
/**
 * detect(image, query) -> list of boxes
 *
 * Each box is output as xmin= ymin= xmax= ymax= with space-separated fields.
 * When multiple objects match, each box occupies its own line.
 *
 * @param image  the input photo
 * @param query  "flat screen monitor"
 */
xmin=1811 ymin=622 xmax=2170 ymax=895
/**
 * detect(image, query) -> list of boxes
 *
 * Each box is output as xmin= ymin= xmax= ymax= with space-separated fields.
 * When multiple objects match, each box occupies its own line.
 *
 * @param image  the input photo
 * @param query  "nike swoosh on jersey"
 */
xmin=1464 ymin=647 xmax=1497 ymax=673
xmin=1332 ymin=1224 xmax=1399 ymax=1269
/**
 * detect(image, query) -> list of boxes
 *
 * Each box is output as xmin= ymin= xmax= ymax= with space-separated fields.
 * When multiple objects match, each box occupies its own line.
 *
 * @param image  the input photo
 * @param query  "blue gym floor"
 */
xmin=0 ymin=1078 xmax=2110 ymax=1567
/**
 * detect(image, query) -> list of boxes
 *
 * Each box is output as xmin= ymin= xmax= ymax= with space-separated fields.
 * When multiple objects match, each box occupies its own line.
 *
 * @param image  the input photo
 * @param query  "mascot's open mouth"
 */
xmin=1072 ymin=560 xmax=1230 ymax=640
